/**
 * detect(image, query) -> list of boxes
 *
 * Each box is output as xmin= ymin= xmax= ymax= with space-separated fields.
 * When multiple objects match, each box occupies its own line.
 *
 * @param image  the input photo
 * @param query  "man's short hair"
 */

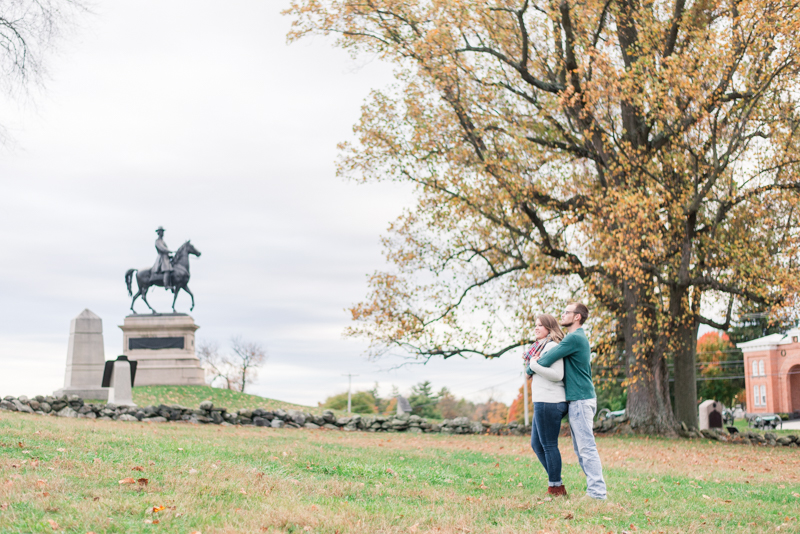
xmin=569 ymin=302 xmax=589 ymax=325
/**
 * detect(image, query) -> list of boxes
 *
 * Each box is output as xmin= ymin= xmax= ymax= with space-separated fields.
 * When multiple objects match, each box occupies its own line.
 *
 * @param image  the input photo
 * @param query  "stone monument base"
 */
xmin=53 ymin=386 xmax=108 ymax=401
xmin=120 ymin=313 xmax=205 ymax=386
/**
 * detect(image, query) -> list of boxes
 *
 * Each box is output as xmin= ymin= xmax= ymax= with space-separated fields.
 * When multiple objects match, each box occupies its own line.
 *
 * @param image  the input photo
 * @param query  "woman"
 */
xmin=524 ymin=313 xmax=568 ymax=497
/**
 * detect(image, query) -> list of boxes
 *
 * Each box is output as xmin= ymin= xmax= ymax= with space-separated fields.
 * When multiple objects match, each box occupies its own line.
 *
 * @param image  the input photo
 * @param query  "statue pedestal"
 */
xmin=119 ymin=314 xmax=204 ymax=386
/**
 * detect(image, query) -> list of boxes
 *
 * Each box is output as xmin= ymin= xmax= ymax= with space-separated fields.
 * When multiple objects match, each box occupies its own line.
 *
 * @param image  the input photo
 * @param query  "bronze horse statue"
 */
xmin=125 ymin=241 xmax=201 ymax=313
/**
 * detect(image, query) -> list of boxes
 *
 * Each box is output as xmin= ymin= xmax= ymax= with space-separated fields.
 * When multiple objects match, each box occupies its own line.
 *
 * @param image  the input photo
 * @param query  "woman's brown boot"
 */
xmin=547 ymin=485 xmax=568 ymax=497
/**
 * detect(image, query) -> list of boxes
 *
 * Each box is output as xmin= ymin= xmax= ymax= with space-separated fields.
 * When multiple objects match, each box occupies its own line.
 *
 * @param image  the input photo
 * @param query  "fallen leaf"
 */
xmin=93 ymin=497 xmax=100 ymax=501
xmin=36 ymin=480 xmax=47 ymax=487
xmin=152 ymin=505 xmax=166 ymax=513
xmin=702 ymin=495 xmax=710 ymax=500
xmin=152 ymin=520 xmax=160 ymax=524
xmin=409 ymin=523 xmax=419 ymax=533
xmin=563 ymin=512 xmax=574 ymax=520
xmin=517 ymin=482 xmax=523 ymax=487
xmin=118 ymin=478 xmax=136 ymax=485
xmin=30 ymin=460 xmax=39 ymax=468
xmin=0 ymin=503 xmax=7 ymax=511
xmin=93 ymin=458 xmax=102 ymax=464
xmin=137 ymin=478 xmax=148 ymax=486
xmin=603 ymin=517 xmax=613 ymax=521
xmin=41 ymin=492 xmax=50 ymax=497
xmin=189 ymin=468 xmax=199 ymax=475
xmin=56 ymin=448 xmax=65 ymax=452
xmin=48 ymin=519 xmax=59 ymax=530
xmin=131 ymin=466 xmax=144 ymax=472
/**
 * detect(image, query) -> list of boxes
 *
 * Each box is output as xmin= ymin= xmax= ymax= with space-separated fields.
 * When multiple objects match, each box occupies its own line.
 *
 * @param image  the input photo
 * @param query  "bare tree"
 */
xmin=0 ymin=0 xmax=87 ymax=140
xmin=230 ymin=337 xmax=267 ymax=393
xmin=196 ymin=337 xmax=267 ymax=393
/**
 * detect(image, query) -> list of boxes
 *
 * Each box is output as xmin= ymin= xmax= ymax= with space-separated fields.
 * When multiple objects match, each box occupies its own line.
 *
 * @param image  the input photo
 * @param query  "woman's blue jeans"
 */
xmin=531 ymin=401 xmax=569 ymax=486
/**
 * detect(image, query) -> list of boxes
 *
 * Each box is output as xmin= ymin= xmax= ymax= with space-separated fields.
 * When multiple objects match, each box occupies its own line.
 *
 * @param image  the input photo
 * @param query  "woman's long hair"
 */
xmin=538 ymin=313 xmax=565 ymax=343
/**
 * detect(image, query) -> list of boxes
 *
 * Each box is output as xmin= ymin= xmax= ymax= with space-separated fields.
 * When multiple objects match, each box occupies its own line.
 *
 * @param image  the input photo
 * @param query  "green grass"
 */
xmin=104 ymin=385 xmax=335 ymax=414
xmin=1 ymin=412 xmax=798 ymax=533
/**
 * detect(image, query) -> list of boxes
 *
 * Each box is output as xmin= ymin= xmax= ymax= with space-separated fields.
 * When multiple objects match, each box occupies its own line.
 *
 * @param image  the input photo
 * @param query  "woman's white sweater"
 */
xmin=526 ymin=341 xmax=566 ymax=403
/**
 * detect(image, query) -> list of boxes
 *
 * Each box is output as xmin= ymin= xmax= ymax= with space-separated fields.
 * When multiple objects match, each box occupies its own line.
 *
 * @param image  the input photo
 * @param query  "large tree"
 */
xmin=287 ymin=0 xmax=800 ymax=434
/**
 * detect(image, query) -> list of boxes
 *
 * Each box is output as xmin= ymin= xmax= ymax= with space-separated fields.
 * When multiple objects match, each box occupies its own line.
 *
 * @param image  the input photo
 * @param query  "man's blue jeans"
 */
xmin=530 ymin=401 xmax=569 ymax=486
xmin=568 ymin=398 xmax=607 ymax=499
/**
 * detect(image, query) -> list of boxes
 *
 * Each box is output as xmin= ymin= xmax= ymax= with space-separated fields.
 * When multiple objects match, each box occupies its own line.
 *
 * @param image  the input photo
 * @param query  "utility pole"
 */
xmin=342 ymin=373 xmax=359 ymax=413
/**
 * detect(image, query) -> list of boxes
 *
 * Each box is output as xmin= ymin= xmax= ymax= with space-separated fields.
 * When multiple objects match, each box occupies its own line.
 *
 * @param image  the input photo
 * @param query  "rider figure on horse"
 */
xmin=152 ymin=226 xmax=174 ymax=292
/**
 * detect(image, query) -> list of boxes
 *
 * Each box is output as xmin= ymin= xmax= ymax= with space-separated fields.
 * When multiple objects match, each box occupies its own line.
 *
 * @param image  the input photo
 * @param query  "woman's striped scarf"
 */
xmin=524 ymin=336 xmax=551 ymax=364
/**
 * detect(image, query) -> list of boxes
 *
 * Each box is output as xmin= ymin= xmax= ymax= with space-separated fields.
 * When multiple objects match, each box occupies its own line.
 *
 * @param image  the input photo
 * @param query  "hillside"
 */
xmin=128 ymin=385 xmax=329 ymax=413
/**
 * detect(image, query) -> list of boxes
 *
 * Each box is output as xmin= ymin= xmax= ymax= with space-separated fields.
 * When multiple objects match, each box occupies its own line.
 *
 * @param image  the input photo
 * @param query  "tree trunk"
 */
xmin=671 ymin=290 xmax=699 ymax=429
xmin=623 ymin=280 xmax=678 ymax=435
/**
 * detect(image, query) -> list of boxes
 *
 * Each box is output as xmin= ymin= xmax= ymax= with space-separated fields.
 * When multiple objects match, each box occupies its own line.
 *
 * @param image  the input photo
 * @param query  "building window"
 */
xmin=753 ymin=385 xmax=760 ymax=406
xmin=759 ymin=360 xmax=766 ymax=376
xmin=752 ymin=361 xmax=758 ymax=377
xmin=760 ymin=385 xmax=767 ymax=407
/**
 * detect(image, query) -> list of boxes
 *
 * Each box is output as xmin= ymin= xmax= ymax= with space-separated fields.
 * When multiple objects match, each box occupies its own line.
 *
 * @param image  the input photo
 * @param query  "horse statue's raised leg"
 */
xmin=182 ymin=285 xmax=196 ymax=311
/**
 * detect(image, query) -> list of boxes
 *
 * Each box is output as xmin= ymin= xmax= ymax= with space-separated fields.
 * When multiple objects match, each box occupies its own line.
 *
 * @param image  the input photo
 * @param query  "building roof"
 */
xmin=737 ymin=328 xmax=800 ymax=352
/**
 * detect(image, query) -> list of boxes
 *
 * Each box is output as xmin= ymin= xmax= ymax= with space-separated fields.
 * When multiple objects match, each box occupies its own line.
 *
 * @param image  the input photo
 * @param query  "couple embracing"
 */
xmin=524 ymin=302 xmax=607 ymax=500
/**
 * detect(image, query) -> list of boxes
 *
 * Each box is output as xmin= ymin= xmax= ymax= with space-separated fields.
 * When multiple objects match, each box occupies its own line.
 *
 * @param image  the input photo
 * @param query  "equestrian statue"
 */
xmin=125 ymin=227 xmax=201 ymax=314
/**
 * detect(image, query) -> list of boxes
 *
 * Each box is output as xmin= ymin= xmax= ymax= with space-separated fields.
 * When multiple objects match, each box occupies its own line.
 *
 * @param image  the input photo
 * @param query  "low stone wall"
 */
xmin=593 ymin=413 xmax=800 ymax=448
xmin=0 ymin=394 xmax=532 ymax=436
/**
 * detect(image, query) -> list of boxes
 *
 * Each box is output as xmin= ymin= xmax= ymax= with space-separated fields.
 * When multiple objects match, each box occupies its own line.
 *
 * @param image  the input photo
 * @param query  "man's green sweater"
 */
xmin=536 ymin=328 xmax=596 ymax=401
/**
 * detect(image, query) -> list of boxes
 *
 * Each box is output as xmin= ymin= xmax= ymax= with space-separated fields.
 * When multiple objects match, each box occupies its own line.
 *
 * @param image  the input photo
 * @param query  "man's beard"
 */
xmin=560 ymin=320 xmax=571 ymax=327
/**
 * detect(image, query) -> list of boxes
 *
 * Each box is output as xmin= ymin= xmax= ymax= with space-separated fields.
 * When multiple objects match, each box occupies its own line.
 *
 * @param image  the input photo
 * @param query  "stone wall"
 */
xmin=592 ymin=412 xmax=800 ymax=448
xmin=5 ymin=394 xmax=798 ymax=447
xmin=0 ymin=394 xmax=531 ymax=436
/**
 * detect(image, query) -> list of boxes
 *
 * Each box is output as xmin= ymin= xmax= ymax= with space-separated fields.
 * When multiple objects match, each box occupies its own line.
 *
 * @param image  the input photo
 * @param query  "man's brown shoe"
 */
xmin=547 ymin=485 xmax=568 ymax=497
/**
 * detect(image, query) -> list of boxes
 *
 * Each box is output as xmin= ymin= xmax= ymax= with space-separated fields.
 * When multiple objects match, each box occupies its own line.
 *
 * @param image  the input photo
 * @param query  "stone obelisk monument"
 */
xmin=54 ymin=309 xmax=109 ymax=400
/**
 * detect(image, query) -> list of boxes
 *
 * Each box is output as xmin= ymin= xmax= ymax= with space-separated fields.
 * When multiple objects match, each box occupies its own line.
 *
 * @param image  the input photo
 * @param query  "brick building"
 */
xmin=737 ymin=329 xmax=800 ymax=415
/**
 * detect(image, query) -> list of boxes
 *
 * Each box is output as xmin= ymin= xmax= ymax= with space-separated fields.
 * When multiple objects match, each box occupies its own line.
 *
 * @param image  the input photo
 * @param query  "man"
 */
xmin=152 ymin=227 xmax=173 ymax=292
xmin=535 ymin=302 xmax=607 ymax=500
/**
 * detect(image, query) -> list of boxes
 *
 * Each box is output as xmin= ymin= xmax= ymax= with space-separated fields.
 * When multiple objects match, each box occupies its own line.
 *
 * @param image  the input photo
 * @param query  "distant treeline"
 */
xmin=320 ymin=381 xmax=508 ymax=424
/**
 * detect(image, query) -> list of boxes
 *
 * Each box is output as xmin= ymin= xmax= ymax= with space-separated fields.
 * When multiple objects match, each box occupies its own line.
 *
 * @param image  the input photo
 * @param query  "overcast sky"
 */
xmin=0 ymin=0 xmax=529 ymax=407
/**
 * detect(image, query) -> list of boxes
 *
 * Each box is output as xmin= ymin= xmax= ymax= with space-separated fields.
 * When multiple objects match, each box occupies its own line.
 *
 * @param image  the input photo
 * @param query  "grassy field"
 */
xmin=85 ymin=385 xmax=332 ymax=414
xmin=1 ymin=412 xmax=798 ymax=533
